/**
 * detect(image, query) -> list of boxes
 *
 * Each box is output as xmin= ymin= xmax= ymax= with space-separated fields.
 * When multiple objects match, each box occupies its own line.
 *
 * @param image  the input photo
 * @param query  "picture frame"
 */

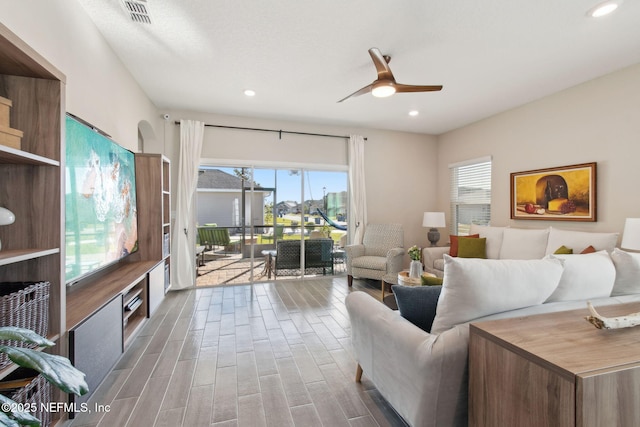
xmin=510 ymin=162 xmax=597 ymax=221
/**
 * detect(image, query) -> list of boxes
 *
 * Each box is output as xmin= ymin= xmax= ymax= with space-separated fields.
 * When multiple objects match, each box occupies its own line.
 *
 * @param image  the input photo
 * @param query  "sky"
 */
xmin=226 ymin=167 xmax=347 ymax=202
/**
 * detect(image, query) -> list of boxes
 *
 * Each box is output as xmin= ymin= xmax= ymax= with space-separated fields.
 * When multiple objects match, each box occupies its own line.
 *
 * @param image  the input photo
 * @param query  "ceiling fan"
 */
xmin=338 ymin=47 xmax=443 ymax=103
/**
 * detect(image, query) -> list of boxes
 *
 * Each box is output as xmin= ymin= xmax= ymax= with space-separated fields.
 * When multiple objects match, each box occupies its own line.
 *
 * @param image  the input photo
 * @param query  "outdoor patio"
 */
xmin=196 ymin=247 xmax=346 ymax=287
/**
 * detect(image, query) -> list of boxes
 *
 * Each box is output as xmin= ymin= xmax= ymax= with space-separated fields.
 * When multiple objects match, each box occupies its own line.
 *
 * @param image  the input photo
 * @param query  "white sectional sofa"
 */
xmin=346 ymin=226 xmax=640 ymax=427
xmin=423 ymin=225 xmax=620 ymax=277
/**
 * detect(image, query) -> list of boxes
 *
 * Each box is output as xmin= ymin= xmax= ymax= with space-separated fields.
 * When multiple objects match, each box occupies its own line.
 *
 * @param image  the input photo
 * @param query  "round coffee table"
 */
xmin=398 ymin=270 xmax=436 ymax=286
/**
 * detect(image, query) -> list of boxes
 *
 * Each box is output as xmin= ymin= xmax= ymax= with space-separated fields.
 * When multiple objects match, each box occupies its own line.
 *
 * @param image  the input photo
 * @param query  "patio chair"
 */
xmin=197 ymin=226 xmax=231 ymax=254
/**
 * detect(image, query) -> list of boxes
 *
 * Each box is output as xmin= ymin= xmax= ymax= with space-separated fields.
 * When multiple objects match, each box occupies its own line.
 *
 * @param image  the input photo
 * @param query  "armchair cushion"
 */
xmin=352 ymin=255 xmax=388 ymax=271
xmin=392 ymin=285 xmax=442 ymax=332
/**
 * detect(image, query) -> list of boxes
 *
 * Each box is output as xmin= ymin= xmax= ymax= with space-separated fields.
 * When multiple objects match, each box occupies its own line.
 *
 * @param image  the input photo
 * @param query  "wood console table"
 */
xmin=469 ymin=302 xmax=640 ymax=427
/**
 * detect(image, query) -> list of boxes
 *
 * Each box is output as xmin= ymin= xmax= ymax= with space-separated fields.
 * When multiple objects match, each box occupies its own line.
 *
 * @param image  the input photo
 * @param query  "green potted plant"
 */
xmin=0 ymin=327 xmax=88 ymax=426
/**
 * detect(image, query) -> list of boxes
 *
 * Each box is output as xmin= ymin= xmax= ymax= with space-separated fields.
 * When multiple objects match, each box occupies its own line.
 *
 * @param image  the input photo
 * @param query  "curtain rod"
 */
xmin=173 ymin=120 xmax=366 ymax=141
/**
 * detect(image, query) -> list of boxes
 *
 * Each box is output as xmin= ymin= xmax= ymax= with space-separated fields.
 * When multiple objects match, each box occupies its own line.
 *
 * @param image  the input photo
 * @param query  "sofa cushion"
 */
xmin=610 ymin=248 xmax=640 ymax=296
xmin=392 ymin=285 xmax=442 ymax=332
xmin=554 ymin=245 xmax=573 ymax=254
xmin=545 ymin=250 xmax=616 ymax=302
xmin=458 ymin=237 xmax=487 ymax=258
xmin=469 ymin=225 xmax=507 ymax=259
xmin=351 ymin=255 xmax=387 ymax=271
xmin=449 ymin=234 xmax=479 ymax=256
xmin=433 ymin=258 xmax=445 ymax=271
xmin=544 ymin=227 xmax=618 ymax=255
xmin=431 ymin=255 xmax=564 ymax=334
xmin=499 ymin=227 xmax=550 ymax=259
xmin=421 ymin=275 xmax=444 ymax=286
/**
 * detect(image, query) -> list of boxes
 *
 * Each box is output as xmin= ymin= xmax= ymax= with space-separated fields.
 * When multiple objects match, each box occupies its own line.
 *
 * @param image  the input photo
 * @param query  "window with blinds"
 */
xmin=449 ymin=157 xmax=492 ymax=235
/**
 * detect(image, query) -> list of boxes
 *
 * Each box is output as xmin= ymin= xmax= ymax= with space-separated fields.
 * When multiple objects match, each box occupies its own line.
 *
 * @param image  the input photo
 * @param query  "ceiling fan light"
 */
xmin=371 ymin=83 xmax=396 ymax=98
xmin=588 ymin=0 xmax=622 ymax=17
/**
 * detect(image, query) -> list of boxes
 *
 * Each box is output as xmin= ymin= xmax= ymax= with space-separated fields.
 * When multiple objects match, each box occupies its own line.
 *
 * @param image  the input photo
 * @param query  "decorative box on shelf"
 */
xmin=0 ymin=95 xmax=23 ymax=150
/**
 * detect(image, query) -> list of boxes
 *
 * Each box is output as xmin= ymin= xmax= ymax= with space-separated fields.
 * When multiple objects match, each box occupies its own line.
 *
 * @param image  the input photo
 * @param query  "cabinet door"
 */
xmin=69 ymin=295 xmax=123 ymax=406
xmin=148 ymin=262 xmax=165 ymax=316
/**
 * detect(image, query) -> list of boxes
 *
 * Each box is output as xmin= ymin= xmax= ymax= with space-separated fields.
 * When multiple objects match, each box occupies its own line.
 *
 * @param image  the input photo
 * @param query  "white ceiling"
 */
xmin=77 ymin=0 xmax=640 ymax=135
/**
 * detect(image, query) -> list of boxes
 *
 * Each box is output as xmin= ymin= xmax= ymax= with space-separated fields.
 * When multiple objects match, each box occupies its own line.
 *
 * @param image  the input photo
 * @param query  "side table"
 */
xmin=381 ymin=270 xmax=436 ymax=301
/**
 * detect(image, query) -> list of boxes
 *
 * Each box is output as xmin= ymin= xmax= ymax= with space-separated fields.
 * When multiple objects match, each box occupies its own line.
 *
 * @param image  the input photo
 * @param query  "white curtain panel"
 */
xmin=170 ymin=120 xmax=205 ymax=290
xmin=348 ymin=134 xmax=367 ymax=245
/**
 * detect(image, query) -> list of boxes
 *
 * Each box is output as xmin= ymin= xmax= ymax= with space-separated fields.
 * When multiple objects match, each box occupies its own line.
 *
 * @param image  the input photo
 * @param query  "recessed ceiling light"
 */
xmin=409 ymin=110 xmax=419 ymax=117
xmin=587 ymin=0 xmax=622 ymax=18
xmin=244 ymin=89 xmax=256 ymax=97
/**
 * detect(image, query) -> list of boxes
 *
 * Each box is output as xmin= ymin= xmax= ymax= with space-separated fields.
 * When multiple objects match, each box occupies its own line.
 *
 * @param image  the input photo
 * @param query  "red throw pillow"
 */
xmin=581 ymin=245 xmax=596 ymax=254
xmin=449 ymin=234 xmax=480 ymax=257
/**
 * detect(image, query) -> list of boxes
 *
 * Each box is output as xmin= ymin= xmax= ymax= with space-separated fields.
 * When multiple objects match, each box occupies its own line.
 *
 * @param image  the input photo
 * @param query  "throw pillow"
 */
xmin=544 ymin=227 xmax=618 ymax=255
xmin=554 ymin=245 xmax=573 ymax=254
xmin=392 ymin=285 xmax=442 ymax=332
xmin=581 ymin=245 xmax=596 ymax=254
xmin=422 ymin=275 xmax=444 ymax=286
xmin=449 ymin=234 xmax=479 ymax=256
xmin=469 ymin=225 xmax=508 ymax=259
xmin=610 ymin=248 xmax=640 ymax=296
xmin=545 ymin=250 xmax=616 ymax=302
xmin=499 ymin=228 xmax=550 ymax=259
xmin=430 ymin=255 xmax=563 ymax=334
xmin=457 ymin=237 xmax=487 ymax=259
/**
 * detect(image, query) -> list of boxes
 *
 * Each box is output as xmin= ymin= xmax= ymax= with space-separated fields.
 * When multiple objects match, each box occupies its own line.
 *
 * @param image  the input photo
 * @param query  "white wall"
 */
xmin=1 ymin=0 xmax=160 ymax=151
xmin=437 ymin=63 xmax=640 ymax=240
xmin=164 ymin=110 xmax=439 ymax=251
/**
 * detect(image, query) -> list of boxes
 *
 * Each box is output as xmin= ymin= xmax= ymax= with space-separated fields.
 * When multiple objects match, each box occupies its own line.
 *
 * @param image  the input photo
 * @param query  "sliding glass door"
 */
xmin=196 ymin=164 xmax=347 ymax=286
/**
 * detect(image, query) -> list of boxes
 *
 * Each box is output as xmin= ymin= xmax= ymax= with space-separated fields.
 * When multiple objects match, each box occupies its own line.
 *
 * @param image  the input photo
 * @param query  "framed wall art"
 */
xmin=510 ymin=162 xmax=597 ymax=221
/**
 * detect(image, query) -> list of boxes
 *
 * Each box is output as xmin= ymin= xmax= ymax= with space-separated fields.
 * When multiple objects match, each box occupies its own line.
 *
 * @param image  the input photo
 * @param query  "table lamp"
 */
xmin=621 ymin=218 xmax=640 ymax=251
xmin=423 ymin=212 xmax=446 ymax=246
xmin=0 ymin=207 xmax=16 ymax=251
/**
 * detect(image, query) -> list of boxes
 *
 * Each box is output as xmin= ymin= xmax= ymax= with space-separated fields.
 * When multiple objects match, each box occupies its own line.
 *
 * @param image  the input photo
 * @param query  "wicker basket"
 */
xmin=1 ymin=368 xmax=52 ymax=427
xmin=0 ymin=281 xmax=50 ymax=370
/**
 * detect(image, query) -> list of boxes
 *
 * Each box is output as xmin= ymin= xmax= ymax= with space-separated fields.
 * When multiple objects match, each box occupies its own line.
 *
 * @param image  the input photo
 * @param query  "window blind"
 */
xmin=449 ymin=158 xmax=492 ymax=235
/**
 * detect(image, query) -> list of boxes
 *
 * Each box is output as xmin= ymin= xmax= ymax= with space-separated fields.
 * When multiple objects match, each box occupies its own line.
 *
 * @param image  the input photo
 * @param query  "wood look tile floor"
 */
xmin=69 ymin=276 xmax=407 ymax=427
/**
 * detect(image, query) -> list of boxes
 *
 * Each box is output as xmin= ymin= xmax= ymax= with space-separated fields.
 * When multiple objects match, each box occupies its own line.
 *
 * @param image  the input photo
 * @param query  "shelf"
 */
xmin=66 ymin=260 xmax=159 ymax=330
xmin=0 ymin=145 xmax=59 ymax=166
xmin=0 ymin=248 xmax=59 ymax=266
xmin=123 ymin=314 xmax=145 ymax=347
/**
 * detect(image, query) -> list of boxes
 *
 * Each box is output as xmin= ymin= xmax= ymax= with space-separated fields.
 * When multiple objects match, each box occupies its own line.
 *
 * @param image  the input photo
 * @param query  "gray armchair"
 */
xmin=346 ymin=223 xmax=404 ymax=287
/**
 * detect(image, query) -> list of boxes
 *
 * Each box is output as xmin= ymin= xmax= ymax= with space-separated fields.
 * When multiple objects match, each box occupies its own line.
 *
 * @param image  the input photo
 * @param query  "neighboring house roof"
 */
xmin=197 ymin=169 xmax=267 ymax=191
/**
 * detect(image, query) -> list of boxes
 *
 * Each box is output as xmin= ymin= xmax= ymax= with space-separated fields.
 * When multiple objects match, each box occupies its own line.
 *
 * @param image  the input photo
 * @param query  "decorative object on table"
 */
xmin=0 ymin=206 xmax=16 ymax=251
xmin=422 ymin=212 xmax=446 ymax=246
xmin=621 ymin=218 xmax=640 ymax=251
xmin=408 ymin=245 xmax=422 ymax=278
xmin=510 ymin=162 xmax=597 ymax=221
xmin=585 ymin=301 xmax=640 ymax=329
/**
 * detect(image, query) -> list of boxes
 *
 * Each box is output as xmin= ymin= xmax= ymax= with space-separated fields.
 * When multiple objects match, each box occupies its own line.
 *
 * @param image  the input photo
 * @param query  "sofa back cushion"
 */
xmin=544 ymin=227 xmax=619 ymax=255
xmin=545 ymin=250 xmax=616 ymax=302
xmin=469 ymin=225 xmax=507 ymax=259
xmin=430 ymin=255 xmax=564 ymax=334
xmin=499 ymin=227 xmax=550 ymax=259
xmin=610 ymin=248 xmax=640 ymax=296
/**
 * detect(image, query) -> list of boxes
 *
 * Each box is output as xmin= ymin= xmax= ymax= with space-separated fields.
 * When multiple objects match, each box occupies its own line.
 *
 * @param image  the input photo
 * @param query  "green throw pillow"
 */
xmin=554 ymin=245 xmax=573 ymax=254
xmin=422 ymin=275 xmax=444 ymax=286
xmin=457 ymin=237 xmax=487 ymax=259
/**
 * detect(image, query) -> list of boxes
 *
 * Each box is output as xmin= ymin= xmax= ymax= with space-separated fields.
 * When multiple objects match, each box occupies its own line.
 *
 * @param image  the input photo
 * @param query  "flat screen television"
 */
xmin=65 ymin=114 xmax=138 ymax=285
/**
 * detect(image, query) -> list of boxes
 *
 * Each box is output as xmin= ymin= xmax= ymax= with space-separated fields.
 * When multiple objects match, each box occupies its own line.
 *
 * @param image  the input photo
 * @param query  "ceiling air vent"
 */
xmin=121 ymin=0 xmax=151 ymax=24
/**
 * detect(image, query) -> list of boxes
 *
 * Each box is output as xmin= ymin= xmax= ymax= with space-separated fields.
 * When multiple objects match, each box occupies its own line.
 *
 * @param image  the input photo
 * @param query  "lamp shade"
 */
xmin=0 ymin=207 xmax=15 ymax=226
xmin=423 ymin=212 xmax=446 ymax=228
xmin=621 ymin=218 xmax=640 ymax=251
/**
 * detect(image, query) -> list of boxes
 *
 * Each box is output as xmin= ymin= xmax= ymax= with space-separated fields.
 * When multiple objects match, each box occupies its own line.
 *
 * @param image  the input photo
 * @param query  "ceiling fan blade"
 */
xmin=368 ymin=48 xmax=394 ymax=81
xmin=394 ymin=83 xmax=443 ymax=93
xmin=337 ymin=83 xmax=374 ymax=103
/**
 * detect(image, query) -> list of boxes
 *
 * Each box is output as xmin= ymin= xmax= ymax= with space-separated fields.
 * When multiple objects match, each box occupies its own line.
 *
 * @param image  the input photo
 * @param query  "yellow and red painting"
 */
xmin=511 ymin=162 xmax=596 ymax=221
